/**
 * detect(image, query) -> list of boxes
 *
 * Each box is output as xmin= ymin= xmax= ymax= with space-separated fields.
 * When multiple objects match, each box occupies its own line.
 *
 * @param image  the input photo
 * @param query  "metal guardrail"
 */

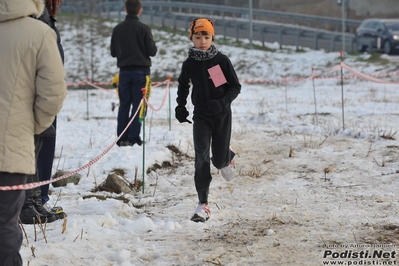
xmin=146 ymin=11 xmax=356 ymax=51
xmin=140 ymin=1 xmax=361 ymax=33
xmin=59 ymin=0 xmax=361 ymax=52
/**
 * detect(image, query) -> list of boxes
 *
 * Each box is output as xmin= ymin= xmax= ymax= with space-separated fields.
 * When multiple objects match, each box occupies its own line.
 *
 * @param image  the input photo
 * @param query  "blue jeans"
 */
xmin=117 ymin=70 xmax=149 ymax=145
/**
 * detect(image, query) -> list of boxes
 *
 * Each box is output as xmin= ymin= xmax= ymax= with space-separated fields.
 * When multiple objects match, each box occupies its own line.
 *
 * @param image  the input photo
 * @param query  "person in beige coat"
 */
xmin=0 ymin=0 xmax=67 ymax=264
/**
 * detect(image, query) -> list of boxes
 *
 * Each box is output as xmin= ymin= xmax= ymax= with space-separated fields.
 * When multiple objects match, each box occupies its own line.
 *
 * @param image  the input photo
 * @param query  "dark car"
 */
xmin=355 ymin=18 xmax=399 ymax=54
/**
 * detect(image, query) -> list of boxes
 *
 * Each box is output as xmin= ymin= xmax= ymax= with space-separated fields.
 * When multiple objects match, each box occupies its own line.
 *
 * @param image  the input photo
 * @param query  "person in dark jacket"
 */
xmin=110 ymin=0 xmax=157 ymax=147
xmin=19 ymin=0 xmax=66 ymax=225
xmin=175 ymin=18 xmax=241 ymax=223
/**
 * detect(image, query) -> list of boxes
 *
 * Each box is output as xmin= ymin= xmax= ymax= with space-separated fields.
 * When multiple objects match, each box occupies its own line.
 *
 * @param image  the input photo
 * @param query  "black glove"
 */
xmin=175 ymin=106 xmax=192 ymax=123
xmin=206 ymin=100 xmax=224 ymax=115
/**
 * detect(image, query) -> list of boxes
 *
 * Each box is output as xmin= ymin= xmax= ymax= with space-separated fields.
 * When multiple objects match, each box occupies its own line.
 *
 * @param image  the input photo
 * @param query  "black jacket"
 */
xmin=110 ymin=15 xmax=157 ymax=71
xmin=38 ymin=8 xmax=64 ymax=63
xmin=177 ymin=51 xmax=241 ymax=114
xmin=36 ymin=8 xmax=64 ymax=137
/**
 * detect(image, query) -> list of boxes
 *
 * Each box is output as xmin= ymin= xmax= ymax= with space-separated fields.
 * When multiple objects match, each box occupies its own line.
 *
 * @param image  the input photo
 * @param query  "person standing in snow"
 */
xmin=110 ymin=0 xmax=157 ymax=147
xmin=175 ymin=18 xmax=241 ymax=222
xmin=19 ymin=0 xmax=67 ymax=225
xmin=0 ymin=0 xmax=67 ymax=263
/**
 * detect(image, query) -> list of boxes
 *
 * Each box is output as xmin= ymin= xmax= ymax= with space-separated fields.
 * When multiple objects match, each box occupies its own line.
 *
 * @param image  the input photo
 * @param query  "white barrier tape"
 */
xmin=66 ymin=80 xmax=178 ymax=88
xmin=0 ymin=77 xmax=173 ymax=191
xmin=86 ymin=82 xmax=117 ymax=94
xmin=66 ymin=68 xmax=399 ymax=87
xmin=242 ymin=68 xmax=399 ymax=84
xmin=66 ymin=81 xmax=111 ymax=87
xmin=240 ymin=64 xmax=340 ymax=84
xmin=341 ymin=63 xmax=399 ymax=84
xmin=73 ymin=79 xmax=173 ymax=96
xmin=144 ymin=79 xmax=171 ymax=112
xmin=2 ymin=65 xmax=396 ymax=191
xmin=0 ymin=99 xmax=144 ymax=191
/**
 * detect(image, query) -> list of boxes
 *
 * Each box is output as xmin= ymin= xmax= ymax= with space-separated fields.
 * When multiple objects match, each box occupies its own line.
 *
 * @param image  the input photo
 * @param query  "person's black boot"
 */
xmin=34 ymin=202 xmax=58 ymax=221
xmin=19 ymin=205 xmax=57 ymax=224
xmin=32 ymin=188 xmax=59 ymax=221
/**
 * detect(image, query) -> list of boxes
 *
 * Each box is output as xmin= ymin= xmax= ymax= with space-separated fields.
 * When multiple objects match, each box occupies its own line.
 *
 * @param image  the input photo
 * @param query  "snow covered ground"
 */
xmin=18 ymin=15 xmax=399 ymax=266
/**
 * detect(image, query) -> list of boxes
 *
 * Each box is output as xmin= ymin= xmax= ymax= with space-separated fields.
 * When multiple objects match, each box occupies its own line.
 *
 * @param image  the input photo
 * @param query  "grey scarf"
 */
xmin=188 ymin=45 xmax=218 ymax=61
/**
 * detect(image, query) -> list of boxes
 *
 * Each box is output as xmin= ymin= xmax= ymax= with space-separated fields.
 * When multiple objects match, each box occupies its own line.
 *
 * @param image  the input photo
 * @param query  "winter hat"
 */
xmin=189 ymin=18 xmax=214 ymax=39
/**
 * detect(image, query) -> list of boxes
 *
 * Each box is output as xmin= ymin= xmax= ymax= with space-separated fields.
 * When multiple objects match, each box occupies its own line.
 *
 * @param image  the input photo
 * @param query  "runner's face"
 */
xmin=192 ymin=32 xmax=212 ymax=51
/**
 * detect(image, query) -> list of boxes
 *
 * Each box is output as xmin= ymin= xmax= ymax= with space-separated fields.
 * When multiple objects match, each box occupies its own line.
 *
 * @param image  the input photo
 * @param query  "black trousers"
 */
xmin=37 ymin=118 xmax=57 ymax=204
xmin=0 ymin=172 xmax=27 ymax=266
xmin=193 ymin=108 xmax=235 ymax=204
xmin=24 ymin=135 xmax=43 ymax=207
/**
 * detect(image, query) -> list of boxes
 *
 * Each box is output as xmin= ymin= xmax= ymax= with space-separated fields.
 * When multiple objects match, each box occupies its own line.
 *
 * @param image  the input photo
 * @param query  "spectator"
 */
xmin=19 ymin=0 xmax=67 ymax=225
xmin=110 ymin=0 xmax=157 ymax=147
xmin=0 ymin=0 xmax=67 ymax=264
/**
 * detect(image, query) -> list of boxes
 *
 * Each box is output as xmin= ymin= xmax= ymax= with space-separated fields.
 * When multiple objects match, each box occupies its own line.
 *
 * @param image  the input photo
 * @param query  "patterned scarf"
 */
xmin=188 ymin=45 xmax=218 ymax=61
